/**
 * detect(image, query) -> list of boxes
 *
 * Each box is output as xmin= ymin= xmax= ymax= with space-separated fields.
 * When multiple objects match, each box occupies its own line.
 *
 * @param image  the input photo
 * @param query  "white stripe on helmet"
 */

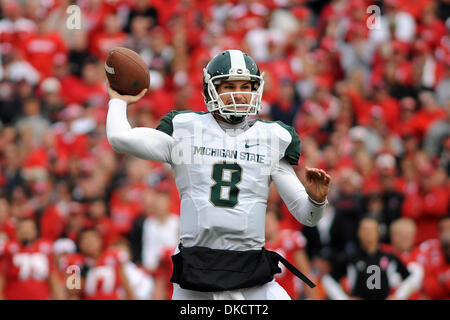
xmin=228 ymin=50 xmax=246 ymax=71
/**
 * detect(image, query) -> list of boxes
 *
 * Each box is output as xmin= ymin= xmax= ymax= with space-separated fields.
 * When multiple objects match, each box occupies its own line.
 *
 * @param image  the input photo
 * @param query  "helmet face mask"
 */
xmin=203 ymin=50 xmax=264 ymax=121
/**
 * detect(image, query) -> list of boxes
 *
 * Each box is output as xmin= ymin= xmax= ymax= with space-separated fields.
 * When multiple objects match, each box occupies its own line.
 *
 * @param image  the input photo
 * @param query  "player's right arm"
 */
xmin=106 ymin=85 xmax=174 ymax=163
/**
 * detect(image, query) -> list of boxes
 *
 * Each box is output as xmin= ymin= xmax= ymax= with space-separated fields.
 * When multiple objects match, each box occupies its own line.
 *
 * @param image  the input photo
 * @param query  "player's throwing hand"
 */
xmin=107 ymin=82 xmax=148 ymax=105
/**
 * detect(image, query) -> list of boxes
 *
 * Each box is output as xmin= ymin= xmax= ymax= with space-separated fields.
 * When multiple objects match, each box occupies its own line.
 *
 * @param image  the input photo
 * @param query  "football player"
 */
xmin=106 ymin=49 xmax=331 ymax=300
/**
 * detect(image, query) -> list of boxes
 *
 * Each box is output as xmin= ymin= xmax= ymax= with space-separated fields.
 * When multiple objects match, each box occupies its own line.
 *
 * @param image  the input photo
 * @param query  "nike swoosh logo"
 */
xmin=245 ymin=143 xmax=259 ymax=148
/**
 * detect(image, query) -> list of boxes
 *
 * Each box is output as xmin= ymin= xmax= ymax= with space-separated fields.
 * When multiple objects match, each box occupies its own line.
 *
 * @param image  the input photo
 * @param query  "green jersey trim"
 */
xmin=156 ymin=110 xmax=207 ymax=136
xmin=258 ymin=120 xmax=301 ymax=165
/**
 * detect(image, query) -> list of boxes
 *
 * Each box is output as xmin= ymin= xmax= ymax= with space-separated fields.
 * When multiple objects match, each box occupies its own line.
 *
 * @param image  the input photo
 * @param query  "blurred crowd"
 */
xmin=0 ymin=0 xmax=449 ymax=300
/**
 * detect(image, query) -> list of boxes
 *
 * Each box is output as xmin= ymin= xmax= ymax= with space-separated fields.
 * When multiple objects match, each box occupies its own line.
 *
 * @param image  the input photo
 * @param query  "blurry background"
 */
xmin=0 ymin=0 xmax=449 ymax=300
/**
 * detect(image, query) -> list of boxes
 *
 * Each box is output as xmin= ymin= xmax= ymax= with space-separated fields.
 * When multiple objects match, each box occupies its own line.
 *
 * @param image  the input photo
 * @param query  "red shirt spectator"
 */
xmin=59 ymin=74 xmax=106 ymax=106
xmin=89 ymin=12 xmax=127 ymax=60
xmin=380 ymin=243 xmax=424 ymax=299
xmin=318 ymin=0 xmax=350 ymax=34
xmin=19 ymin=26 xmax=67 ymax=79
xmin=137 ymin=87 xmax=175 ymax=120
xmin=366 ymin=88 xmax=400 ymax=131
xmin=229 ymin=1 xmax=268 ymax=35
xmin=70 ymin=228 xmax=134 ymax=300
xmin=266 ymin=229 xmax=308 ymax=299
xmin=436 ymin=34 xmax=450 ymax=64
xmin=150 ymin=0 xmax=180 ymax=26
xmin=422 ymin=233 xmax=450 ymax=299
xmin=152 ymin=246 xmax=175 ymax=300
xmin=82 ymin=249 xmax=129 ymax=300
xmin=78 ymin=0 xmax=115 ymax=44
xmin=379 ymin=218 xmax=423 ymax=299
xmin=109 ymin=187 xmax=142 ymax=236
xmin=417 ymin=7 xmax=447 ymax=50
xmin=85 ymin=200 xmax=120 ymax=249
xmin=55 ymin=127 xmax=89 ymax=159
xmin=0 ymin=218 xmax=15 ymax=241
xmin=396 ymin=0 xmax=432 ymax=20
xmin=22 ymin=147 xmax=49 ymax=170
xmin=402 ymin=172 xmax=449 ymax=244
xmin=265 ymin=209 xmax=317 ymax=299
xmin=40 ymin=204 xmax=67 ymax=242
xmin=0 ymin=238 xmax=58 ymax=299
xmin=410 ymin=107 xmax=446 ymax=140
xmin=415 ymin=238 xmax=442 ymax=266
xmin=0 ymin=197 xmax=15 ymax=241
xmin=52 ymin=105 xmax=91 ymax=163
xmin=0 ymin=1 xmax=37 ymax=50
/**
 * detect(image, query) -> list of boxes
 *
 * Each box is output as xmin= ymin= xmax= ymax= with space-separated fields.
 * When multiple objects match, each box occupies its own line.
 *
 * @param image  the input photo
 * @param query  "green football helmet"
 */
xmin=203 ymin=50 xmax=264 ymax=122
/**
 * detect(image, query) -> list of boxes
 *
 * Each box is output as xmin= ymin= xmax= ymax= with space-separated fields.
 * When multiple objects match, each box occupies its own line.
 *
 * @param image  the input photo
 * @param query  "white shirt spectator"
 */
xmin=245 ymin=28 xmax=285 ymax=62
xmin=123 ymin=262 xmax=154 ymax=300
xmin=142 ymin=213 xmax=179 ymax=272
xmin=369 ymin=11 xmax=416 ymax=44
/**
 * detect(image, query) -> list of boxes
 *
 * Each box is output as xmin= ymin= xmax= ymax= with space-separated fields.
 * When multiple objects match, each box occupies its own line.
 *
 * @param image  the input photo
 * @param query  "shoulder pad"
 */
xmin=258 ymin=120 xmax=301 ymax=165
xmin=156 ymin=110 xmax=207 ymax=136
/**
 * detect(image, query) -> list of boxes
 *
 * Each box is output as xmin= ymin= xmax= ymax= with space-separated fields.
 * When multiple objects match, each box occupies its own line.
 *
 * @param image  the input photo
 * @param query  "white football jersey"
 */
xmin=156 ymin=111 xmax=301 ymax=251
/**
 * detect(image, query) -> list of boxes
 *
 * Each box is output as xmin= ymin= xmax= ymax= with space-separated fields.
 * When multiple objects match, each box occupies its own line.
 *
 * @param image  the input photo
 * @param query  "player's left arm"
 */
xmin=271 ymin=159 xmax=331 ymax=226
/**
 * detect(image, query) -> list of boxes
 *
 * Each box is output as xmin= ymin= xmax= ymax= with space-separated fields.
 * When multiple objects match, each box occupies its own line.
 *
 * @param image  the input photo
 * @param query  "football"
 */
xmin=105 ymin=47 xmax=150 ymax=96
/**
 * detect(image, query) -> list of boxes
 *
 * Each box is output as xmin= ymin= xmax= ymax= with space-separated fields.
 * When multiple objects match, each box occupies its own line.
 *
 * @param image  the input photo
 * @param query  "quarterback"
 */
xmin=106 ymin=49 xmax=331 ymax=300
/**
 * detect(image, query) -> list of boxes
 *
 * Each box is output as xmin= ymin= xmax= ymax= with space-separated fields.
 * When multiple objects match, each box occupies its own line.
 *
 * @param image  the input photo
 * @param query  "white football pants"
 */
xmin=171 ymin=280 xmax=291 ymax=300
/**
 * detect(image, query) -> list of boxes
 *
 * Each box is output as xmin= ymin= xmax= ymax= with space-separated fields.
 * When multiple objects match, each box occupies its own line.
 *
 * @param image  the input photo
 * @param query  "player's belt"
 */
xmin=170 ymin=244 xmax=315 ymax=292
xmin=272 ymin=251 xmax=316 ymax=288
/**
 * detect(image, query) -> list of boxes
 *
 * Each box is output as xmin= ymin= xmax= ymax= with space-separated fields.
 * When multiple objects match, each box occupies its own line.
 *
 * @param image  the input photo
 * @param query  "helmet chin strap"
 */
xmin=213 ymin=112 xmax=246 ymax=124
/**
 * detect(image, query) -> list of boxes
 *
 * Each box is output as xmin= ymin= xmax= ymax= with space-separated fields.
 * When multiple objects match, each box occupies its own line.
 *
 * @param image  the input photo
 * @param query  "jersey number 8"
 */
xmin=209 ymin=163 xmax=242 ymax=208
